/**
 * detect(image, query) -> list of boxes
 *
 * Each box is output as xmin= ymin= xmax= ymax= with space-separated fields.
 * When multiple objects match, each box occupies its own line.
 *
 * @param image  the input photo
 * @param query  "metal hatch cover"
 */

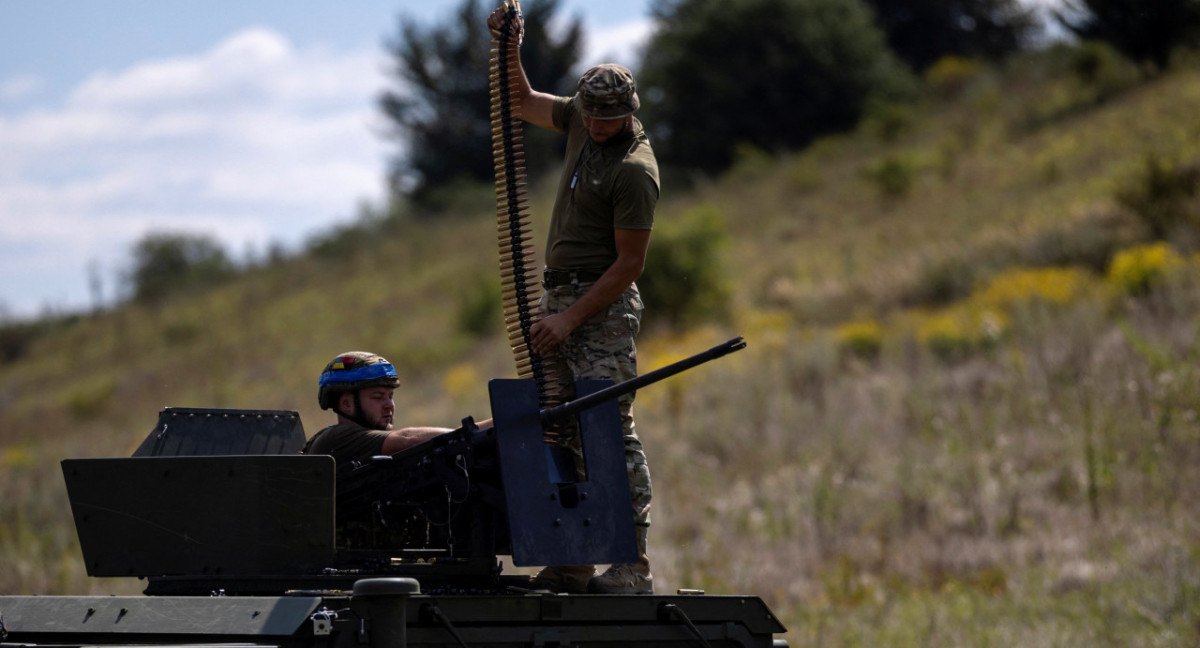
xmin=61 ymin=455 xmax=336 ymax=577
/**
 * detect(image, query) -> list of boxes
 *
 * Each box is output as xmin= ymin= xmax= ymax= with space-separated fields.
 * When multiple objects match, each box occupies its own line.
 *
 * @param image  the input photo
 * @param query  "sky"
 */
xmin=0 ymin=0 xmax=1062 ymax=320
xmin=0 ymin=0 xmax=654 ymax=319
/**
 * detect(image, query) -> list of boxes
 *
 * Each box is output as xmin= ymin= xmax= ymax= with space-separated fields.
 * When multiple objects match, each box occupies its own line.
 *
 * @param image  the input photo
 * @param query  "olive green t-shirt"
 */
xmin=302 ymin=422 xmax=389 ymax=465
xmin=546 ymin=96 xmax=660 ymax=271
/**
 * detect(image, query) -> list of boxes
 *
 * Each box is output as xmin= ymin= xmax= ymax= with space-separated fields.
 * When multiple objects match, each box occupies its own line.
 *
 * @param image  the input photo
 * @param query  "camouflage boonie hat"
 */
xmin=576 ymin=63 xmax=640 ymax=119
xmin=317 ymin=351 xmax=400 ymax=410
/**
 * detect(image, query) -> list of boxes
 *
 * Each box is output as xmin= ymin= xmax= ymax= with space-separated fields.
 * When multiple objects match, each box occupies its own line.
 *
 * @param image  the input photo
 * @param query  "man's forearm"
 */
xmin=382 ymin=427 xmax=452 ymax=454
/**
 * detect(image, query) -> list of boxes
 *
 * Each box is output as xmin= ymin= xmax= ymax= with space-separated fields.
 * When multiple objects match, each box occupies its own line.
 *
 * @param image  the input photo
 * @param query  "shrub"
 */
xmin=728 ymin=144 xmax=776 ymax=181
xmin=1115 ymin=154 xmax=1200 ymax=243
xmin=123 ymin=232 xmax=235 ymax=305
xmin=456 ymin=273 xmax=501 ymax=336
xmin=862 ymin=153 xmax=918 ymax=199
xmin=835 ymin=319 xmax=884 ymax=361
xmin=639 ymin=204 xmax=732 ymax=329
xmin=925 ymin=56 xmax=986 ymax=101
xmin=861 ymin=101 xmax=915 ymax=142
xmin=917 ymin=312 xmax=974 ymax=361
xmin=908 ymin=254 xmax=977 ymax=308
xmin=911 ymin=304 xmax=1008 ymax=362
xmin=1106 ymin=242 xmax=1186 ymax=296
xmin=0 ymin=315 xmax=82 ymax=365
xmin=65 ymin=378 xmax=117 ymax=420
xmin=0 ymin=320 xmax=40 ymax=364
xmin=975 ymin=267 xmax=1093 ymax=310
xmin=1070 ymin=40 xmax=1139 ymax=96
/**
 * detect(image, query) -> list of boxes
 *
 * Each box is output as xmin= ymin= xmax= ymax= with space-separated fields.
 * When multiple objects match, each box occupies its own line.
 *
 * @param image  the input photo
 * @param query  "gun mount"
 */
xmin=0 ymin=337 xmax=788 ymax=647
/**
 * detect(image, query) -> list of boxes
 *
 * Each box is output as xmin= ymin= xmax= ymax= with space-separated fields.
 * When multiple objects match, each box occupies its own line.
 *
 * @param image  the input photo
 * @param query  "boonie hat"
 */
xmin=576 ymin=63 xmax=640 ymax=119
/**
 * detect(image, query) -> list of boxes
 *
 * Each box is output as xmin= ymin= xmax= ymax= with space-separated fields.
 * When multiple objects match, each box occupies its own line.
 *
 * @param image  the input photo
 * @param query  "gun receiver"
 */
xmin=539 ymin=336 xmax=747 ymax=425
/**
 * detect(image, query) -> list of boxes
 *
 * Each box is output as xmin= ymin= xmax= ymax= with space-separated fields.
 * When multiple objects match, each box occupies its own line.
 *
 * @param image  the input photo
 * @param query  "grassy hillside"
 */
xmin=3 ymin=47 xmax=1200 ymax=645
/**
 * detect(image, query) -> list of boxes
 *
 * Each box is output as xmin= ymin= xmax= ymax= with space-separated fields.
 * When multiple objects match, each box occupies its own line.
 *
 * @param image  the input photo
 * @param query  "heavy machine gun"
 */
xmin=1 ymin=337 xmax=788 ymax=648
xmin=333 ymin=336 xmax=749 ymax=588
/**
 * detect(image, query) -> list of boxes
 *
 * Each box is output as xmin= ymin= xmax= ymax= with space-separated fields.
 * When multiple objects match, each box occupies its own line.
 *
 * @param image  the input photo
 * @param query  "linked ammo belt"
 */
xmin=543 ymin=268 xmax=605 ymax=287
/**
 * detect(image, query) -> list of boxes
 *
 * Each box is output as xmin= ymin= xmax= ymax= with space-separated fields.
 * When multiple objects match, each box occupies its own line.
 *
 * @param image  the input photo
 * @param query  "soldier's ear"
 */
xmin=338 ymin=392 xmax=356 ymax=414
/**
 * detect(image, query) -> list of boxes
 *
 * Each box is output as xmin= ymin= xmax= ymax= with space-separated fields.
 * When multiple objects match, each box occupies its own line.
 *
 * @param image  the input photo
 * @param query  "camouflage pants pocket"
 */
xmin=602 ymin=285 xmax=643 ymax=341
xmin=628 ymin=450 xmax=652 ymax=527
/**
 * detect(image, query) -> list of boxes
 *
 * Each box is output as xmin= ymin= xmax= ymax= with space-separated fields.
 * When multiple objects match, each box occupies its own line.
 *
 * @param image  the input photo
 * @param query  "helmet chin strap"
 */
xmin=338 ymin=391 xmax=377 ymax=430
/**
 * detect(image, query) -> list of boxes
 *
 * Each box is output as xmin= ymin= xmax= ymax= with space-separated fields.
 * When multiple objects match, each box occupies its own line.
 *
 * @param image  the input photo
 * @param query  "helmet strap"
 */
xmin=336 ymin=391 xmax=375 ymax=429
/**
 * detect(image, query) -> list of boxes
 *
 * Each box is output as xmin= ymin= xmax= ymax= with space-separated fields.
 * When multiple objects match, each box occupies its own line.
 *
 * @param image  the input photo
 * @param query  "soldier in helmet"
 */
xmin=303 ymin=351 xmax=468 ymax=463
xmin=487 ymin=8 xmax=660 ymax=595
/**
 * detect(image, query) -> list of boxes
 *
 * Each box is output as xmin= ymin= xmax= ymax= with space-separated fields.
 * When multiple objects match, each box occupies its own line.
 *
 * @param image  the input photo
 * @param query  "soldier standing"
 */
xmin=488 ymin=6 xmax=660 ymax=595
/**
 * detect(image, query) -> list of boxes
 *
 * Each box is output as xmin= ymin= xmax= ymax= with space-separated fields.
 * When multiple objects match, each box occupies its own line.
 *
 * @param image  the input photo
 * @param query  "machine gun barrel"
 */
xmin=539 ymin=336 xmax=746 ymax=425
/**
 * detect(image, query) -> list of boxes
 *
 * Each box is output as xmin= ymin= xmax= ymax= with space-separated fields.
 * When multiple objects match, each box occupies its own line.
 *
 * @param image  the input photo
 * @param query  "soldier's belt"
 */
xmin=543 ymin=268 xmax=605 ymax=287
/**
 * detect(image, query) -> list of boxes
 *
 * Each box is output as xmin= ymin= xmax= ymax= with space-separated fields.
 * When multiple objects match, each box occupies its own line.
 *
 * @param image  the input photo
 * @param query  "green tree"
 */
xmin=1054 ymin=0 xmax=1200 ymax=71
xmin=639 ymin=0 xmax=917 ymax=175
xmin=379 ymin=0 xmax=583 ymax=207
xmin=123 ymin=232 xmax=234 ymax=305
xmin=863 ymin=0 xmax=1038 ymax=72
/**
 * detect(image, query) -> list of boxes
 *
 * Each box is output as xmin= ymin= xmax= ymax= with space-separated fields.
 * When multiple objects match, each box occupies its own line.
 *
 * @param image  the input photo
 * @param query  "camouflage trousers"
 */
xmin=540 ymin=280 xmax=652 ymax=528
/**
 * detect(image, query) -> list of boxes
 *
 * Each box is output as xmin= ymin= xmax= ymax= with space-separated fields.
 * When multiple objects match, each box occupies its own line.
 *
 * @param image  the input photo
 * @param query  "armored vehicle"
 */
xmin=0 ymin=339 xmax=788 ymax=647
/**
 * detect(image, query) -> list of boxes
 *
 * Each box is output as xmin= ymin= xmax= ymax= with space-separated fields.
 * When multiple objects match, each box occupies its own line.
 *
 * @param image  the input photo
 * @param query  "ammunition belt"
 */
xmin=490 ymin=1 xmax=568 ymax=415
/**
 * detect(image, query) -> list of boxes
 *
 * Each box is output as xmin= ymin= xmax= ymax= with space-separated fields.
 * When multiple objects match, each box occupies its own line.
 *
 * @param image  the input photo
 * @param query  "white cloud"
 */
xmin=580 ymin=19 xmax=653 ymax=72
xmin=70 ymin=29 xmax=291 ymax=109
xmin=0 ymin=74 xmax=45 ymax=102
xmin=0 ymin=27 xmax=393 ymax=318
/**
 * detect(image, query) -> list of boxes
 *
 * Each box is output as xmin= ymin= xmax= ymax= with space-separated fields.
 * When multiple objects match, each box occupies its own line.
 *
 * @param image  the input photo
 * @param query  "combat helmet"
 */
xmin=318 ymin=351 xmax=400 ymax=411
xmin=576 ymin=63 xmax=640 ymax=119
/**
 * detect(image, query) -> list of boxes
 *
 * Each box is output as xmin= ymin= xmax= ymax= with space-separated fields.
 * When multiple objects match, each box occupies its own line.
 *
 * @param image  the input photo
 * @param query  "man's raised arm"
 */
xmin=487 ymin=5 xmax=559 ymax=132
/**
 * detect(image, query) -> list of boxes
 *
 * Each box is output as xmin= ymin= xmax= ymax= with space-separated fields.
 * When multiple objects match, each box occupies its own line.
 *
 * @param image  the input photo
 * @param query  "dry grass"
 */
xmin=640 ymin=282 xmax=1200 ymax=645
xmin=2 ymin=51 xmax=1200 ymax=645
